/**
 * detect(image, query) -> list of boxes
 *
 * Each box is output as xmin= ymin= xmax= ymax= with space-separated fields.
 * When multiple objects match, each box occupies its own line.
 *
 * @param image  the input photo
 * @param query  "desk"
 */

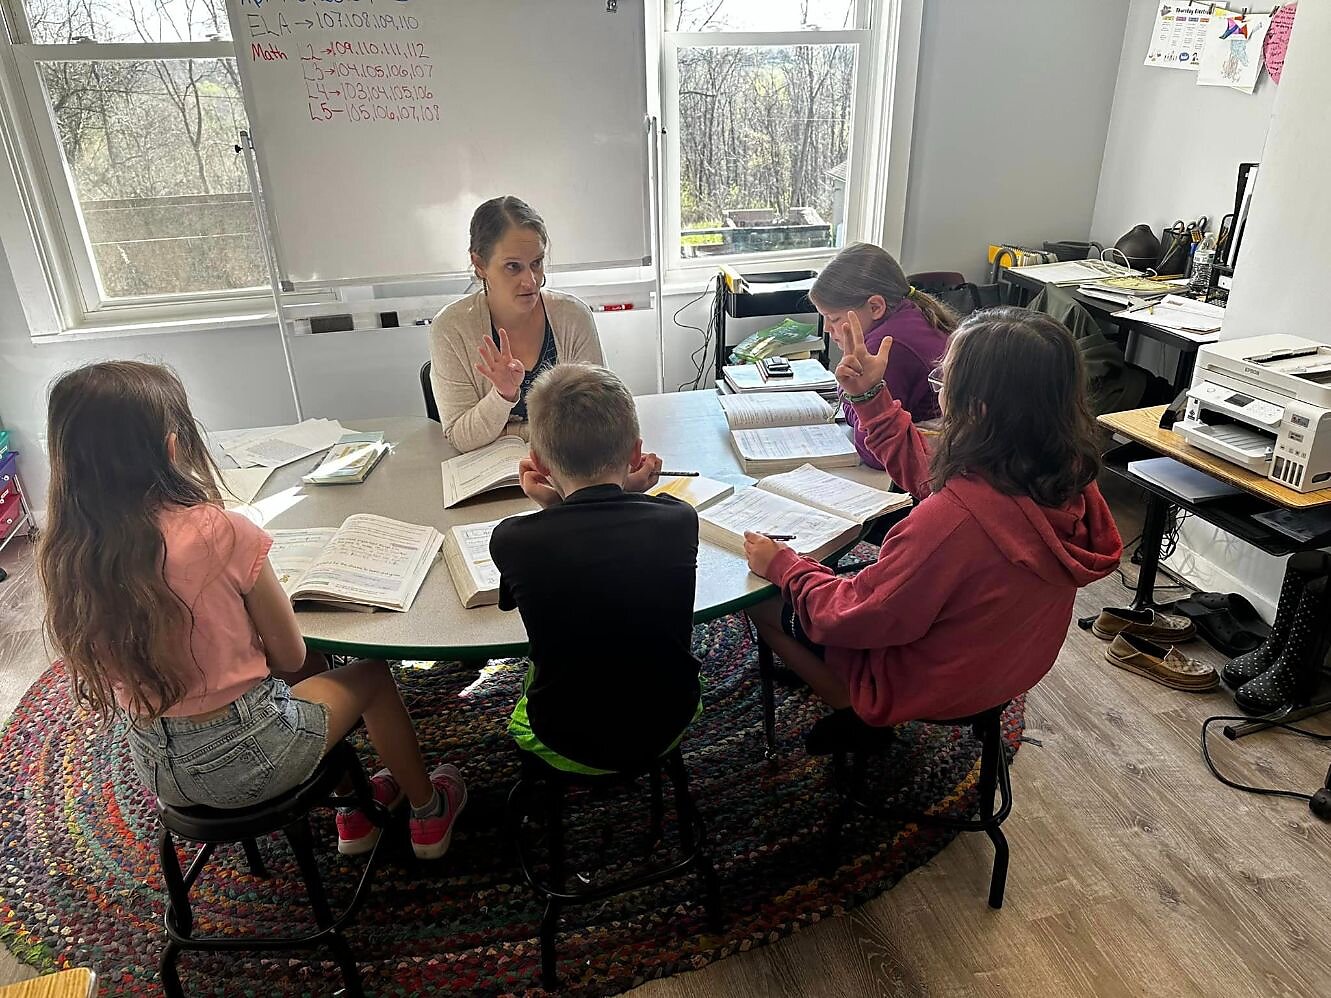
xmin=1098 ymin=406 xmax=1331 ymax=734
xmin=247 ymin=391 xmax=889 ymax=661
xmin=1002 ymin=268 xmax=1207 ymax=394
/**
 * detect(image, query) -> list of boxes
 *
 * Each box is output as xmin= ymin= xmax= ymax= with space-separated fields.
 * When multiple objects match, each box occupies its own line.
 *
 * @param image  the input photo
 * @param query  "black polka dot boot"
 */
xmin=1235 ymin=577 xmax=1331 ymax=716
xmin=1222 ymin=552 xmax=1328 ymax=688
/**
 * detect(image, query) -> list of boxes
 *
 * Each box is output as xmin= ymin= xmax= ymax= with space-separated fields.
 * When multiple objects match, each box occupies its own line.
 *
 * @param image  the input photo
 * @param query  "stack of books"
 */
xmin=1078 ymin=275 xmax=1186 ymax=310
xmin=721 ymin=359 xmax=837 ymax=405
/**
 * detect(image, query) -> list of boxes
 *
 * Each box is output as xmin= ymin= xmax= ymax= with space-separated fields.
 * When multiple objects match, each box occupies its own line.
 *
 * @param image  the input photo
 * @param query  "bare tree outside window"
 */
xmin=22 ymin=0 xmax=264 ymax=300
xmin=668 ymin=1 xmax=860 ymax=258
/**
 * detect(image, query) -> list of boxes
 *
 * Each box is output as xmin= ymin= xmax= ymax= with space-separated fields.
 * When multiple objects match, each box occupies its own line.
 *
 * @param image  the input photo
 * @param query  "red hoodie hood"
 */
xmin=942 ymin=477 xmax=1122 ymax=586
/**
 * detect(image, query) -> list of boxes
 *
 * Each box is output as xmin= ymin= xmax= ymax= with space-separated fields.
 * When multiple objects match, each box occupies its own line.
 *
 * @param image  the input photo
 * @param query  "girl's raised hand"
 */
xmin=475 ymin=328 xmax=526 ymax=403
xmin=834 ymin=311 xmax=892 ymax=398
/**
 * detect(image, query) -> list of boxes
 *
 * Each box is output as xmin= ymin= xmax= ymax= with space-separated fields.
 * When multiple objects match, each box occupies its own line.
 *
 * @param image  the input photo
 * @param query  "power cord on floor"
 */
xmin=1201 ymin=715 xmax=1331 ymax=820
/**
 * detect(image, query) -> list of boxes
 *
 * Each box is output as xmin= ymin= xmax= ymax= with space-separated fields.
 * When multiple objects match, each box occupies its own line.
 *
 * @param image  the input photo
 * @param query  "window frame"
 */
xmin=659 ymin=0 xmax=908 ymax=285
xmin=0 ymin=1 xmax=277 ymax=335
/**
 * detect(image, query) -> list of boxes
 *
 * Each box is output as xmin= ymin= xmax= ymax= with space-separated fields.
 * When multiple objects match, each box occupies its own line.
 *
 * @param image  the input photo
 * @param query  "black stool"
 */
xmin=155 ymin=741 xmax=393 ymax=997
xmin=506 ymin=747 xmax=723 ymax=990
xmin=826 ymin=703 xmax=1014 ymax=908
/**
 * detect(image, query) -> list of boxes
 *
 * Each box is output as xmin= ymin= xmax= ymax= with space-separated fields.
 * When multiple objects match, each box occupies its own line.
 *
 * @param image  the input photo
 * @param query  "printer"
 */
xmin=1174 ymin=333 xmax=1331 ymax=493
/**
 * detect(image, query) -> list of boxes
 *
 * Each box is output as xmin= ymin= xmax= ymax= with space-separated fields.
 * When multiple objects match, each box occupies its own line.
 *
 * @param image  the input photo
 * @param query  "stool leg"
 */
xmin=977 ymin=724 xmax=1009 ymax=909
xmin=241 ymin=838 xmax=268 ymax=879
xmin=286 ymin=816 xmax=365 ymax=998
xmin=159 ymin=941 xmax=185 ymax=998
xmin=648 ymin=765 xmax=665 ymax=848
xmin=757 ymin=637 xmax=778 ymax=758
xmin=545 ymin=783 xmax=566 ymax=892
xmin=539 ymin=898 xmax=562 ymax=991
xmin=158 ymin=828 xmax=193 ymax=939
xmin=666 ymin=752 xmax=697 ymax=853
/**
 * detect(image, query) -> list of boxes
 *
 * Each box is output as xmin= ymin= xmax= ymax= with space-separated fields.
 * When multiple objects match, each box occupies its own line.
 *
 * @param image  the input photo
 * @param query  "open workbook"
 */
xmin=441 ymin=512 xmax=538 ymax=608
xmin=700 ymin=464 xmax=911 ymax=562
xmin=719 ymin=390 xmax=857 ymax=474
xmin=440 ymin=435 xmax=527 ymax=508
xmin=268 ymin=514 xmax=443 ymax=612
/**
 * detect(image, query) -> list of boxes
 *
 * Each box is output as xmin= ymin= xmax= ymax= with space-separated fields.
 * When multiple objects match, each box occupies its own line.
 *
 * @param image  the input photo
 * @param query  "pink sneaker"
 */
xmin=335 ymin=769 xmax=404 ymax=856
xmin=410 ymin=765 xmax=467 ymax=860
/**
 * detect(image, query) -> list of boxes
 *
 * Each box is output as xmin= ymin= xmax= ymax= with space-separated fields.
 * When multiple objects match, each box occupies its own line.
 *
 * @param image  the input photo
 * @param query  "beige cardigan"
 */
xmin=429 ymin=289 xmax=604 ymax=452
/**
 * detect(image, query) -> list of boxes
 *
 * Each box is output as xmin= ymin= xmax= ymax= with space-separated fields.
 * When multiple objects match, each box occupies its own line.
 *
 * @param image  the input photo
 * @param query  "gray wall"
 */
xmin=901 ymin=0 xmax=1129 ymax=281
xmin=1091 ymin=0 xmax=1277 ymax=247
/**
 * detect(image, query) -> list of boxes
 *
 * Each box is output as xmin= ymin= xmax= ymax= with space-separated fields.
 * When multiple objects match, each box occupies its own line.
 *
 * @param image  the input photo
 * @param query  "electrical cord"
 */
xmin=674 ymin=277 xmax=718 ymax=392
xmin=1201 ymin=715 xmax=1331 ymax=818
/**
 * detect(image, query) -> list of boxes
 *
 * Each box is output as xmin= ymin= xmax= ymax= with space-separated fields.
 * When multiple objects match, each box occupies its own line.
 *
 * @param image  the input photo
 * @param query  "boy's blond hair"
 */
xmin=528 ymin=364 xmax=638 ymax=479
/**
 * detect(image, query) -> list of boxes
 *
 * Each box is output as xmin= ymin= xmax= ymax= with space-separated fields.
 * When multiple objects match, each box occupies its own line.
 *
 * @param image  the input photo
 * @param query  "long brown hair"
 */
xmin=929 ymin=308 xmax=1101 ymax=507
xmin=810 ymin=242 xmax=958 ymax=333
xmin=38 ymin=361 xmax=223 ymax=720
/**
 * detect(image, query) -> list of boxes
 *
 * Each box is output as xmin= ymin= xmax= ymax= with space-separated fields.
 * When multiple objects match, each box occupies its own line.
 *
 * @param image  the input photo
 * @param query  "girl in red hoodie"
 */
xmin=744 ymin=307 xmax=1123 ymax=746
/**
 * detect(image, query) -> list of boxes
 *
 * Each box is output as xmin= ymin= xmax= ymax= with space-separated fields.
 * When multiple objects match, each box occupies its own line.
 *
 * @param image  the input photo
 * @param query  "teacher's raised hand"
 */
xmin=834 ymin=311 xmax=893 ymax=398
xmin=475 ymin=327 xmax=526 ymax=403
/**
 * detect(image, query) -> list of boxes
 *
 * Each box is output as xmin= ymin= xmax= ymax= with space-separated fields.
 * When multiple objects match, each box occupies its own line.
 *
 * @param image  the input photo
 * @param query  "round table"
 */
xmin=245 ymin=390 xmax=888 ymax=660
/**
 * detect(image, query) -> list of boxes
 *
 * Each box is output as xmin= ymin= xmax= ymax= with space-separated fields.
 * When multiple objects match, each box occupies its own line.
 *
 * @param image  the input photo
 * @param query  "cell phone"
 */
xmin=762 ymin=357 xmax=793 ymax=378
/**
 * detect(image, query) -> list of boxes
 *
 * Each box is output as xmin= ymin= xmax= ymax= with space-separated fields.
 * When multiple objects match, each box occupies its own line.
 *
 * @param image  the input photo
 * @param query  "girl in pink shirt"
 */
xmin=38 ymin=361 xmax=464 ymax=860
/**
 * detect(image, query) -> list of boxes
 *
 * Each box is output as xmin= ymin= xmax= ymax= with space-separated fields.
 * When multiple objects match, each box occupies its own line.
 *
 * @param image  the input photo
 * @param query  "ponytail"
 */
xmin=906 ymin=286 xmax=959 ymax=335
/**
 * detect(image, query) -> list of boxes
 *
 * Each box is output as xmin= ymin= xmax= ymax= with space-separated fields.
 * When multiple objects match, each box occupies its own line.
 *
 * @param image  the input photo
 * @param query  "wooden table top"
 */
xmin=1099 ymin=406 xmax=1331 ymax=509
xmin=0 ymin=970 xmax=96 ymax=998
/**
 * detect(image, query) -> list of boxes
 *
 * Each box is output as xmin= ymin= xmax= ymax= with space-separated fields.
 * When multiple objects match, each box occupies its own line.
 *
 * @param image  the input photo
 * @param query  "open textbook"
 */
xmin=700 ymin=465 xmax=910 ymax=562
xmin=220 ymin=418 xmax=349 ymax=469
xmin=441 ymin=436 xmax=527 ymax=508
xmin=268 ymin=514 xmax=442 ymax=612
xmin=730 ymin=424 xmax=858 ymax=475
xmin=646 ymin=475 xmax=734 ymax=510
xmin=717 ymin=391 xmax=834 ymax=431
xmin=441 ymin=511 xmax=536 ymax=609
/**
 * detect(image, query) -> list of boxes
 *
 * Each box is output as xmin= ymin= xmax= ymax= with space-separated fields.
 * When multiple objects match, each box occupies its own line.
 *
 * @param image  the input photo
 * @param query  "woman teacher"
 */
xmin=429 ymin=196 xmax=606 ymax=452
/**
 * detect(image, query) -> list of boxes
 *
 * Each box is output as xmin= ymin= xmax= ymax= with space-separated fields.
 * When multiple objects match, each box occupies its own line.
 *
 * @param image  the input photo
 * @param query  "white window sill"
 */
xmin=31 ymin=309 xmax=278 ymax=344
xmin=663 ymin=251 xmax=836 ymax=297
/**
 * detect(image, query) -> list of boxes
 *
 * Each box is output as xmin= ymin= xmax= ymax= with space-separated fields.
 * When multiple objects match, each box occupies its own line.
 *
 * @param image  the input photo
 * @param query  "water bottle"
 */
xmin=1189 ymin=233 xmax=1217 ymax=296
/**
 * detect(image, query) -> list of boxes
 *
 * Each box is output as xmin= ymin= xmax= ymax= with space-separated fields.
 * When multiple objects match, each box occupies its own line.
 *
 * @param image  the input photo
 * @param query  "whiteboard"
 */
xmin=228 ymin=0 xmax=650 ymax=286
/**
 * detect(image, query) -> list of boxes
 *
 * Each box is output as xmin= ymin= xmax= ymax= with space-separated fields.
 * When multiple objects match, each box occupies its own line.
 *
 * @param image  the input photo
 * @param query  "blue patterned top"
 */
xmin=492 ymin=315 xmax=558 ymax=421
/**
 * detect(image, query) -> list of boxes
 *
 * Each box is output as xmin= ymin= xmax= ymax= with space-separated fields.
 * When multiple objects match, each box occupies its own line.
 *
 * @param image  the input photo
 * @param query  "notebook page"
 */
xmin=717 ymin=391 xmax=833 ymax=430
xmin=440 ymin=436 xmax=527 ymax=507
xmin=297 ymin=515 xmax=443 ymax=610
xmin=758 ymin=464 xmax=905 ymax=523
xmin=222 ymin=419 xmax=349 ymax=469
xmin=731 ymin=424 xmax=857 ymax=462
xmin=700 ymin=489 xmax=858 ymax=557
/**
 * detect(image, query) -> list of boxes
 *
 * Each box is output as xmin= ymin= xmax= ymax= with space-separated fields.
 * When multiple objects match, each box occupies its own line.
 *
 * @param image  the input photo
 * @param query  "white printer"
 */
xmin=1174 ymin=334 xmax=1331 ymax=493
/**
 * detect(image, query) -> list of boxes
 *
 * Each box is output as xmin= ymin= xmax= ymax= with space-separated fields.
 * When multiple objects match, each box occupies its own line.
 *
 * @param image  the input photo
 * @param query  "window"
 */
xmin=662 ymin=0 xmax=883 ymax=272
xmin=1 ymin=0 xmax=266 ymax=328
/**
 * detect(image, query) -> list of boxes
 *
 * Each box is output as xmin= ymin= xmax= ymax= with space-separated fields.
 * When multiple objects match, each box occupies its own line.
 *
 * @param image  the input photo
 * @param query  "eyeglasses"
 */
xmin=927 ymin=366 xmax=944 ymax=394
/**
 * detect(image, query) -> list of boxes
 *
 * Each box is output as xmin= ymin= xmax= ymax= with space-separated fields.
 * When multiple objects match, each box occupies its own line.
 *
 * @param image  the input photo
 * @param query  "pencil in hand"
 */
xmin=660 ymin=471 xmax=700 ymax=477
xmin=761 ymin=533 xmax=796 ymax=541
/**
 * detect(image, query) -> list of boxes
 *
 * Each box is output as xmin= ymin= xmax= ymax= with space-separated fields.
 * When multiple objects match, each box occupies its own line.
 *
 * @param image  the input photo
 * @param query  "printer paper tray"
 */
xmin=1175 ymin=420 xmax=1273 ymax=473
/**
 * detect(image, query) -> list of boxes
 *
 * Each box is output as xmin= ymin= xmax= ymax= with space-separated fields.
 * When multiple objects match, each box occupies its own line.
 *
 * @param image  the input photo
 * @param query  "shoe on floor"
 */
xmin=335 ymin=769 xmax=405 ymax=856
xmin=410 ymin=764 xmax=468 ymax=860
xmin=1105 ymin=632 xmax=1218 ymax=692
xmin=1092 ymin=606 xmax=1196 ymax=644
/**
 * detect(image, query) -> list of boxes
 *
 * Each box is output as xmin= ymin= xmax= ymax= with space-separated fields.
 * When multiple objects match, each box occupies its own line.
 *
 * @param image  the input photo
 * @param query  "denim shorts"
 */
xmin=126 ymin=676 xmax=330 ymax=810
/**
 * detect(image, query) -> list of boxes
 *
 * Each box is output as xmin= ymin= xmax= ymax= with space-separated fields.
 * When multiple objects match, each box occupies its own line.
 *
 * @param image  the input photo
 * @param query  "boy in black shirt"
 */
xmin=491 ymin=364 xmax=702 ymax=774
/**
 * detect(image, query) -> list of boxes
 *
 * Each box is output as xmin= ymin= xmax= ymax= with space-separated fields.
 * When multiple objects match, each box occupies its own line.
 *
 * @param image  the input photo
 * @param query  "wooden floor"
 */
xmin=2 ymin=487 xmax=1330 ymax=997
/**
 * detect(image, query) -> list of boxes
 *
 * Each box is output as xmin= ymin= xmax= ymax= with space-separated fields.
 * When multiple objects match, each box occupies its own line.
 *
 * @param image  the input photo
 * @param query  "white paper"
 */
xmin=700 ymin=488 xmax=859 ymax=558
xmin=759 ymin=464 xmax=908 ymax=523
xmin=731 ymin=424 xmax=858 ymax=472
xmin=1114 ymin=295 xmax=1224 ymax=340
xmin=292 ymin=515 xmax=442 ymax=611
xmin=268 ymin=527 xmax=339 ymax=595
xmin=1144 ymin=2 xmax=1211 ymax=71
xmin=717 ymin=391 xmax=834 ymax=430
xmin=440 ymin=436 xmax=528 ymax=507
xmin=1008 ymin=259 xmax=1141 ymax=286
xmin=1198 ymin=8 xmax=1270 ymax=93
xmin=222 ymin=419 xmax=349 ymax=469
xmin=217 ymin=467 xmax=275 ymax=508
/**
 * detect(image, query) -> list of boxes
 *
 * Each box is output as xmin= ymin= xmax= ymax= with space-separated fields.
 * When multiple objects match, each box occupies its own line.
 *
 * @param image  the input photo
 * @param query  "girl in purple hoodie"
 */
xmin=809 ymin=243 xmax=956 ymax=470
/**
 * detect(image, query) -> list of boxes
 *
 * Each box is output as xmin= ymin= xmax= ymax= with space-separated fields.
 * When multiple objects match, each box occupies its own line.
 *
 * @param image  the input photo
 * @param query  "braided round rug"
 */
xmin=0 ymin=603 xmax=1024 ymax=996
